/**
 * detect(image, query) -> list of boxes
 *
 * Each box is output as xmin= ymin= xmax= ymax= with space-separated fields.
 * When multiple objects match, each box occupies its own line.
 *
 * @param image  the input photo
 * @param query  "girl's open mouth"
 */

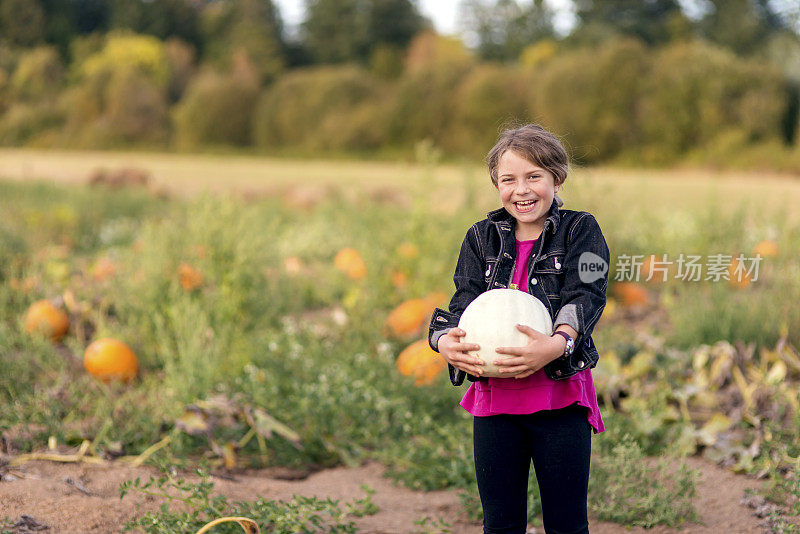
xmin=514 ymin=200 xmax=537 ymax=213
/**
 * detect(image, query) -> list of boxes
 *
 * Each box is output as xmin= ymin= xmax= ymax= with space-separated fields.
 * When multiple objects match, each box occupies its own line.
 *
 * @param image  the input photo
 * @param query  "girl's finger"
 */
xmin=456 ymin=364 xmax=483 ymax=376
xmin=452 ymin=352 xmax=484 ymax=366
xmin=494 ymin=358 xmax=525 ymax=373
xmin=455 ymin=343 xmax=480 ymax=352
xmin=495 ymin=346 xmax=524 ymax=356
xmin=498 ymin=365 xmax=529 ymax=374
xmin=516 ymin=324 xmax=542 ymax=337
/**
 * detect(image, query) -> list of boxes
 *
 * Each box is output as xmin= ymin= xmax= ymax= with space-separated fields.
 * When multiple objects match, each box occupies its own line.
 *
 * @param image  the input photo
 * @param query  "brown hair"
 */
xmin=486 ymin=124 xmax=569 ymax=187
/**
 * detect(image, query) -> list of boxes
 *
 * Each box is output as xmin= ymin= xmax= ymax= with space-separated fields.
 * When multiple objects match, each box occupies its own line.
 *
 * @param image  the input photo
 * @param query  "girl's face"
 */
xmin=495 ymin=150 xmax=557 ymax=240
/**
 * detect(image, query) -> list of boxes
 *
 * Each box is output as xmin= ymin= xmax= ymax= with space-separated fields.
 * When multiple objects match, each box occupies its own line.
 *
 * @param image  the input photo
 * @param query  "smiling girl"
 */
xmin=428 ymin=124 xmax=610 ymax=534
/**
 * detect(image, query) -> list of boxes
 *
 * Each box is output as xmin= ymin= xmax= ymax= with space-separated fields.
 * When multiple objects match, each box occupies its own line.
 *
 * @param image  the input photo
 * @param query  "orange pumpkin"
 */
xmin=91 ymin=257 xmax=117 ymax=282
xmin=390 ymin=270 xmax=408 ymax=288
xmin=179 ymin=263 xmax=204 ymax=290
xmin=84 ymin=338 xmax=139 ymax=383
xmin=727 ymin=258 xmax=752 ymax=289
xmin=334 ymin=248 xmax=367 ymax=280
xmin=386 ymin=298 xmax=431 ymax=336
xmin=423 ymin=291 xmax=448 ymax=309
xmin=284 ymin=256 xmax=303 ymax=274
xmin=612 ymin=282 xmax=649 ymax=307
xmin=24 ymin=300 xmax=69 ymax=342
xmin=396 ymin=339 xmax=447 ymax=386
xmin=396 ymin=242 xmax=419 ymax=259
xmin=752 ymin=240 xmax=778 ymax=258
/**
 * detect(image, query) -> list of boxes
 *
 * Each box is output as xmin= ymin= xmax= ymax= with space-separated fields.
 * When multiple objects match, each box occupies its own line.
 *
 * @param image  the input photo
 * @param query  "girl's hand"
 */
xmin=438 ymin=328 xmax=484 ymax=376
xmin=494 ymin=324 xmax=567 ymax=379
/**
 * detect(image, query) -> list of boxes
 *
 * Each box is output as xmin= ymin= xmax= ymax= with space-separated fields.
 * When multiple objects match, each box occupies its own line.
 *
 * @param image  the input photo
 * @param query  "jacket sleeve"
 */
xmin=552 ymin=213 xmax=609 ymax=354
xmin=428 ymin=224 xmax=485 ymax=386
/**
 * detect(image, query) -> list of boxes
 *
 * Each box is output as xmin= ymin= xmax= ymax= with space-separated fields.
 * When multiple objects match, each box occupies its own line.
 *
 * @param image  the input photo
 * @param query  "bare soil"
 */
xmin=0 ymin=455 xmax=773 ymax=533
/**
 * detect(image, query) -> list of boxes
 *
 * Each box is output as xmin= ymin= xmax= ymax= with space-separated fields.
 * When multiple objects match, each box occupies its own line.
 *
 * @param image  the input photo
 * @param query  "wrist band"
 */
xmin=552 ymin=331 xmax=575 ymax=357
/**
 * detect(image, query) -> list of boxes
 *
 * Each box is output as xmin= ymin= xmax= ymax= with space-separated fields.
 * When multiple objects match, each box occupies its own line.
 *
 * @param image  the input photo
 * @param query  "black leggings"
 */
xmin=473 ymin=403 xmax=592 ymax=534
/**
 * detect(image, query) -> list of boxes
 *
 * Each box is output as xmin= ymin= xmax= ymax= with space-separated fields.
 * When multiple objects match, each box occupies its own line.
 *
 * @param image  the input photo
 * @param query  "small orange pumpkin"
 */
xmin=24 ymin=300 xmax=69 ymax=342
xmin=386 ymin=298 xmax=431 ymax=337
xmin=91 ymin=257 xmax=117 ymax=282
xmin=752 ymin=240 xmax=778 ymax=258
xmin=334 ymin=248 xmax=367 ymax=280
xmin=727 ymin=258 xmax=752 ymax=289
xmin=84 ymin=338 xmax=139 ymax=383
xmin=396 ymin=339 xmax=447 ymax=386
xmin=423 ymin=291 xmax=448 ymax=309
xmin=612 ymin=282 xmax=649 ymax=307
xmin=284 ymin=256 xmax=303 ymax=274
xmin=390 ymin=270 xmax=408 ymax=288
xmin=179 ymin=263 xmax=204 ymax=290
xmin=396 ymin=242 xmax=419 ymax=259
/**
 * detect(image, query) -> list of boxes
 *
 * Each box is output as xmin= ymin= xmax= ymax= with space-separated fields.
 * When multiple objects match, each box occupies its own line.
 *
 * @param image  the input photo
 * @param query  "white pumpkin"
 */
xmin=457 ymin=289 xmax=553 ymax=378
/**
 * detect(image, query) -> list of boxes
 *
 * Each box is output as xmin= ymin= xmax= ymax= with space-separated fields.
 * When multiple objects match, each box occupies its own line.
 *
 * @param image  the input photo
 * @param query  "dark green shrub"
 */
xmin=0 ymin=101 xmax=64 ymax=145
xmin=172 ymin=62 xmax=260 ymax=148
xmin=254 ymin=65 xmax=386 ymax=151
xmin=386 ymin=61 xmax=473 ymax=151
xmin=164 ymin=38 xmax=196 ymax=104
xmin=451 ymin=63 xmax=530 ymax=155
xmin=639 ymin=40 xmax=785 ymax=163
xmin=532 ymin=37 xmax=649 ymax=163
xmin=61 ymin=67 xmax=169 ymax=148
xmin=10 ymin=46 xmax=64 ymax=101
xmin=103 ymin=67 xmax=170 ymax=145
xmin=57 ymin=31 xmax=171 ymax=148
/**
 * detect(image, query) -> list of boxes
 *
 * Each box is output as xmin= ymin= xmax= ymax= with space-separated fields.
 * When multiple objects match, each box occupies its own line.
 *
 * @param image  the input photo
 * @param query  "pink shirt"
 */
xmin=459 ymin=238 xmax=605 ymax=434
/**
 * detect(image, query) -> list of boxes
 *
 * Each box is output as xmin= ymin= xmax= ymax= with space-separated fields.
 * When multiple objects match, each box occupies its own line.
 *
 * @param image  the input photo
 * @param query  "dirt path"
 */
xmin=0 ymin=455 xmax=769 ymax=533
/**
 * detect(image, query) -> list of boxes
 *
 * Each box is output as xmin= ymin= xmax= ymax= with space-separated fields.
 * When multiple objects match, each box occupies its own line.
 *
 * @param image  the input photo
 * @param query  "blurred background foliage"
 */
xmin=0 ymin=0 xmax=799 ymax=169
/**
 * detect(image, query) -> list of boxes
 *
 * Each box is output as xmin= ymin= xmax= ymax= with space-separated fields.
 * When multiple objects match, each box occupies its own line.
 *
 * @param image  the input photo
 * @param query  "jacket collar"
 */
xmin=486 ymin=198 xmax=561 ymax=235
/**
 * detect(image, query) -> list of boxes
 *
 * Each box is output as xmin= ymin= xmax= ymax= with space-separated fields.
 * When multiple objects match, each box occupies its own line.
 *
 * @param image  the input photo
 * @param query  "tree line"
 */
xmin=1 ymin=0 xmax=800 ymax=168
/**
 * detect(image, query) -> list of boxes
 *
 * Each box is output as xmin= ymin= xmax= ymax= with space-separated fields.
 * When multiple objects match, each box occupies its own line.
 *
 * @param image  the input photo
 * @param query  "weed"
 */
xmin=119 ymin=465 xmax=368 ymax=533
xmin=412 ymin=514 xmax=452 ymax=533
xmin=589 ymin=433 xmax=699 ymax=527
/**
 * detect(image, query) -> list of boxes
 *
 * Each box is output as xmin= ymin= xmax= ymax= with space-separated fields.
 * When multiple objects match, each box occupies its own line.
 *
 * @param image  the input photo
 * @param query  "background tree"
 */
xmin=39 ymin=0 xmax=109 ymax=58
xmin=302 ymin=0 xmax=424 ymax=64
xmin=107 ymin=0 xmax=202 ymax=51
xmin=569 ymin=0 xmax=690 ymax=46
xmin=457 ymin=0 xmax=555 ymax=61
xmin=200 ymin=0 xmax=285 ymax=83
xmin=696 ymin=0 xmax=792 ymax=56
xmin=0 ymin=0 xmax=46 ymax=47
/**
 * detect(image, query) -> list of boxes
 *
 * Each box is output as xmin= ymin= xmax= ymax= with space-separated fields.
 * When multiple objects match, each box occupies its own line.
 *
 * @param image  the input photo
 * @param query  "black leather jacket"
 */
xmin=428 ymin=199 xmax=610 ymax=386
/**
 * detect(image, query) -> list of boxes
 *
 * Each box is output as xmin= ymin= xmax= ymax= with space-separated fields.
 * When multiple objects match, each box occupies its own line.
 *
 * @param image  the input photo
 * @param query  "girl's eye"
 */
xmin=528 ymin=175 xmax=540 ymax=180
